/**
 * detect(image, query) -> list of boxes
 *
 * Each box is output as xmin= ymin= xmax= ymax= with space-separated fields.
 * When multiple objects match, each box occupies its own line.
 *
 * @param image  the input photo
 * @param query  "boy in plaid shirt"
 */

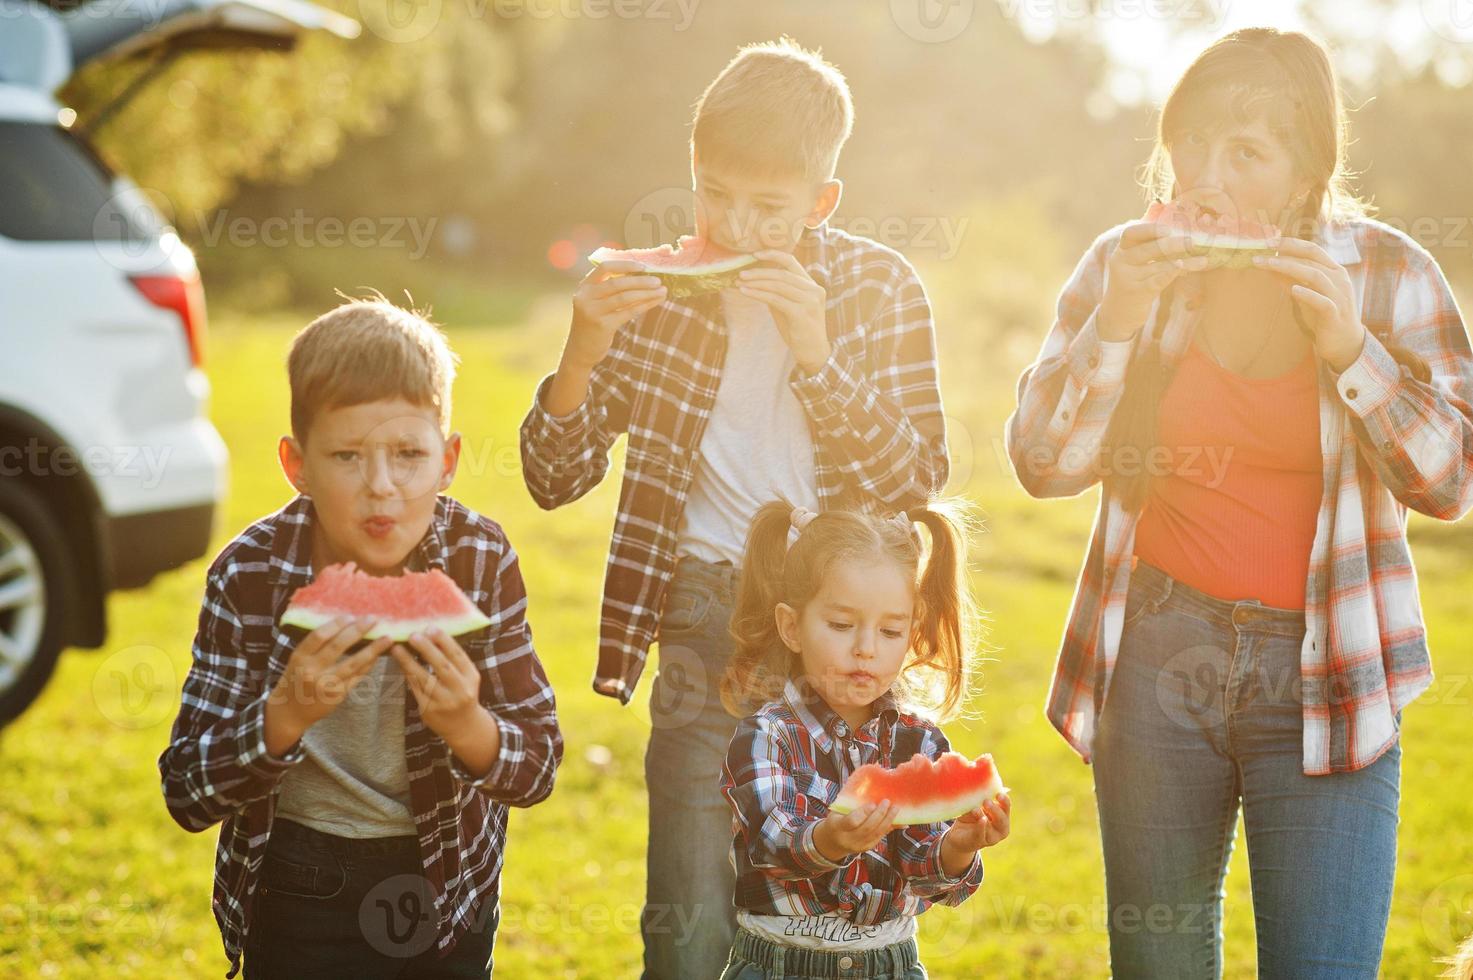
xmin=160 ymin=298 xmax=562 ymax=978
xmin=519 ymin=37 xmax=949 ymax=980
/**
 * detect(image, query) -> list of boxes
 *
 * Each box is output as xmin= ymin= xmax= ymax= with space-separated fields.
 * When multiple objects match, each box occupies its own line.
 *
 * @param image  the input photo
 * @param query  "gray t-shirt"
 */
xmin=274 ymin=604 xmax=417 ymax=837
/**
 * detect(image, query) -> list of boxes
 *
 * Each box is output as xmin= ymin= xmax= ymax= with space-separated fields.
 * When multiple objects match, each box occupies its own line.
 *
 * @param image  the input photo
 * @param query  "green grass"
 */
xmin=2 ymin=301 xmax=1471 ymax=978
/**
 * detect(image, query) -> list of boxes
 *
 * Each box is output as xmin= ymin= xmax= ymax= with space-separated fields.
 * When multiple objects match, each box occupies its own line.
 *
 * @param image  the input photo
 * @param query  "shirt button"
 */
xmin=1346 ymin=387 xmax=1359 ymax=399
xmin=1087 ymin=353 xmax=1100 ymax=369
xmin=1060 ymin=409 xmax=1071 ymax=421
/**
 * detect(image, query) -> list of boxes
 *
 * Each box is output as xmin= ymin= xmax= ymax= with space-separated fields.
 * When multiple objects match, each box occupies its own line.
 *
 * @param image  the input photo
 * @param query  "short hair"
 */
xmin=287 ymin=295 xmax=458 ymax=444
xmin=691 ymin=36 xmax=855 ymax=183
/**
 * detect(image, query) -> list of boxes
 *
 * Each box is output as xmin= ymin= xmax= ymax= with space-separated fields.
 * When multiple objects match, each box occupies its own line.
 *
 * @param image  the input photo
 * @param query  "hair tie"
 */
xmin=787 ymin=506 xmax=818 ymax=552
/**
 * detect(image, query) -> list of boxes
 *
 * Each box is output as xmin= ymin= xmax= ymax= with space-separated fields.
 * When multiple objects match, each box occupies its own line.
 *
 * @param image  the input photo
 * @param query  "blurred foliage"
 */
xmin=48 ymin=0 xmax=1471 ymax=325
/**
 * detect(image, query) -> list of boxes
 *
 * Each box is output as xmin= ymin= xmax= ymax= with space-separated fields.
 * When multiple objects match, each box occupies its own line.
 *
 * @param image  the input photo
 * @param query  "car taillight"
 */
xmin=129 ymin=273 xmax=208 ymax=367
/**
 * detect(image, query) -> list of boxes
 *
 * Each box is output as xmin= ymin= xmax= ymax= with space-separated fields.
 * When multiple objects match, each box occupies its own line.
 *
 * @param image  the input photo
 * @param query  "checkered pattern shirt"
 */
xmin=720 ymin=679 xmax=985 ymax=921
xmin=1006 ymin=217 xmax=1473 ymax=775
xmin=158 ymin=494 xmax=562 ymax=977
xmin=520 ymin=225 xmax=950 ymax=704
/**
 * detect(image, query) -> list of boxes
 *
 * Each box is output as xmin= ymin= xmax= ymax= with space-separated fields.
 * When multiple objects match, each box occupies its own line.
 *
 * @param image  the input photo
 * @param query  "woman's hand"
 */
xmin=1098 ymin=223 xmax=1211 ymax=341
xmin=1252 ymin=238 xmax=1367 ymax=372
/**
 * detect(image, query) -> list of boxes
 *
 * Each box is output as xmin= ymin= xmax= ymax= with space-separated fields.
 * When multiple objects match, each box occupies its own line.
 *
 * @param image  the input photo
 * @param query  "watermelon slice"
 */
xmin=1145 ymin=199 xmax=1280 ymax=269
xmin=588 ymin=235 xmax=758 ymax=299
xmin=828 ymin=751 xmax=1005 ymax=826
xmin=280 ymin=562 xmax=492 ymax=641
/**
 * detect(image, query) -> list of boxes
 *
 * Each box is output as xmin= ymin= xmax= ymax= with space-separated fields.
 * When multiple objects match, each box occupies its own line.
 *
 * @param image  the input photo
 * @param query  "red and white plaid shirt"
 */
xmin=519 ymin=225 xmax=950 ymax=704
xmin=158 ymin=494 xmax=562 ymax=977
xmin=1007 ymin=217 xmax=1473 ymax=775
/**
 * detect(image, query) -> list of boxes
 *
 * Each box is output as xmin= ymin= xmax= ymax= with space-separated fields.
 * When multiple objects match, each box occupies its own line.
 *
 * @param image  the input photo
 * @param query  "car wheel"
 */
xmin=0 ymin=480 xmax=71 ymax=726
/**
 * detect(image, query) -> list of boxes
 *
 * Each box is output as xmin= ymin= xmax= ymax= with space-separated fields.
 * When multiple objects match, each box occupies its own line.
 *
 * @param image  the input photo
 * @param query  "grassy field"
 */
xmin=2 ymin=296 xmax=1471 ymax=978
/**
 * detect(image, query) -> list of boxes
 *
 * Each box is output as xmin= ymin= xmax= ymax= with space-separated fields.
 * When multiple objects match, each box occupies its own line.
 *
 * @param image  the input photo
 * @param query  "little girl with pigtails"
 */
xmin=716 ymin=498 xmax=1011 ymax=980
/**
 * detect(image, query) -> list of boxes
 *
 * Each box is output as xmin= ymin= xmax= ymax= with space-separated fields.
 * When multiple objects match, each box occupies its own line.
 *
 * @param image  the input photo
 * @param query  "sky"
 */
xmin=1005 ymin=0 xmax=1473 ymax=106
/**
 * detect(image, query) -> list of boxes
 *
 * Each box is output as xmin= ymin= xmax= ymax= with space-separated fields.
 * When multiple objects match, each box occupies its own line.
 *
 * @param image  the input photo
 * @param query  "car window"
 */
xmin=0 ymin=121 xmax=156 ymax=242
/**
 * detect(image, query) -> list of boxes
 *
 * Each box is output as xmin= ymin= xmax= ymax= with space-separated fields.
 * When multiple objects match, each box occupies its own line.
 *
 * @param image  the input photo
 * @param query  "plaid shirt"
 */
xmin=158 ymin=494 xmax=562 ymax=978
xmin=1006 ymin=217 xmax=1473 ymax=775
xmin=720 ymin=678 xmax=985 ymax=922
xmin=520 ymin=225 xmax=949 ymax=704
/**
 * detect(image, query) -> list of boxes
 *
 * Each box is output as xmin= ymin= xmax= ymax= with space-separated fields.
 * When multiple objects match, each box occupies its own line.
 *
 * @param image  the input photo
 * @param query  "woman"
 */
xmin=1006 ymin=28 xmax=1472 ymax=979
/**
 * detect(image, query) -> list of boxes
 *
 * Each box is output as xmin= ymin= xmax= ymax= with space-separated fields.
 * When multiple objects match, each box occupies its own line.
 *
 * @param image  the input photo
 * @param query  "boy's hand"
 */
xmin=389 ymin=627 xmax=485 ymax=738
xmin=566 ymin=261 xmax=668 ymax=370
xmin=940 ymin=792 xmax=1012 ymax=872
xmin=813 ymin=800 xmax=900 ymax=863
xmin=737 ymin=249 xmax=831 ymax=373
xmin=266 ymin=616 xmax=394 ymax=752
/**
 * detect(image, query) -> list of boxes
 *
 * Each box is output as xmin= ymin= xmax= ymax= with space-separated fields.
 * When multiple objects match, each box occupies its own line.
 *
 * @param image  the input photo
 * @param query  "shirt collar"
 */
xmin=782 ymin=675 xmax=901 ymax=753
xmin=268 ymin=493 xmax=450 ymax=587
xmin=1313 ymin=218 xmax=1362 ymax=266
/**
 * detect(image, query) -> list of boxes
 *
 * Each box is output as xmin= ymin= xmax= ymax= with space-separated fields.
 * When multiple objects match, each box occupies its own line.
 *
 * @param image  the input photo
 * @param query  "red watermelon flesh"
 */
xmin=829 ymin=751 xmax=1005 ymax=826
xmin=280 ymin=562 xmax=492 ymax=641
xmin=1145 ymin=199 xmax=1280 ymax=268
xmin=588 ymin=235 xmax=758 ymax=298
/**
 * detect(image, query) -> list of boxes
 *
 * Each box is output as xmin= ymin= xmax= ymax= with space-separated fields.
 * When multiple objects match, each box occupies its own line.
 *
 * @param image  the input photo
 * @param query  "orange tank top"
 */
xmin=1132 ymin=339 xmax=1323 ymax=609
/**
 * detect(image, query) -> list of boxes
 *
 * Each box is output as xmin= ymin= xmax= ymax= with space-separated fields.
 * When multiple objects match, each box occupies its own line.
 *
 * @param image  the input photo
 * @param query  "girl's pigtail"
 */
xmin=905 ymin=501 xmax=984 ymax=723
xmin=721 ymin=500 xmax=799 ymax=717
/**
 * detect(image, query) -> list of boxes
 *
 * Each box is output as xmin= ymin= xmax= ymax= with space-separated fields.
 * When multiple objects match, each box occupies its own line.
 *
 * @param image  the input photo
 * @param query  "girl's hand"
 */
xmin=1251 ymin=238 xmax=1367 ymax=372
xmin=1098 ymin=223 xmax=1211 ymax=341
xmin=389 ymin=627 xmax=485 ymax=739
xmin=943 ymin=792 xmax=1012 ymax=854
xmin=813 ymin=800 xmax=900 ymax=862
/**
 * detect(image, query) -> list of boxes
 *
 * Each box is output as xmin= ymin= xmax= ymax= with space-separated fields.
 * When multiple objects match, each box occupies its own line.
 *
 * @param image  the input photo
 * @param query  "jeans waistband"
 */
xmin=1130 ymin=558 xmax=1306 ymax=638
xmin=731 ymin=926 xmax=920 ymax=978
xmin=269 ymin=816 xmax=420 ymax=858
xmin=672 ymin=554 xmax=741 ymax=594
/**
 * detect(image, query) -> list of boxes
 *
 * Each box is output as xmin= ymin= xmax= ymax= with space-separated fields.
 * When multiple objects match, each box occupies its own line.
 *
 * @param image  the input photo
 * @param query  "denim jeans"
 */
xmin=243 ymin=817 xmax=498 ymax=979
xmin=1092 ymin=559 xmax=1401 ymax=979
xmin=641 ymin=555 xmax=744 ymax=980
xmin=718 ymin=926 xmax=927 ymax=980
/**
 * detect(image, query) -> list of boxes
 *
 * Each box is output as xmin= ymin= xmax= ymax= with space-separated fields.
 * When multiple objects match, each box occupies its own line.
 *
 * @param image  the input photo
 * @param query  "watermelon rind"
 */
xmin=589 ymin=241 xmax=759 ymax=299
xmin=279 ymin=561 xmax=493 ymax=641
xmin=828 ymin=754 xmax=1006 ymax=826
xmin=280 ymin=605 xmax=492 ymax=642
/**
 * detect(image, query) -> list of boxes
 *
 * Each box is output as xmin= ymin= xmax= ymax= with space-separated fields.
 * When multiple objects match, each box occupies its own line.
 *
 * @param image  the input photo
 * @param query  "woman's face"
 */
xmin=1168 ymin=102 xmax=1310 ymax=231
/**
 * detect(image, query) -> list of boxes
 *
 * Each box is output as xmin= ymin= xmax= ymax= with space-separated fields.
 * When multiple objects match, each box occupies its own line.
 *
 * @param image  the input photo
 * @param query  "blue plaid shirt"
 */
xmin=720 ymin=678 xmax=985 ymax=923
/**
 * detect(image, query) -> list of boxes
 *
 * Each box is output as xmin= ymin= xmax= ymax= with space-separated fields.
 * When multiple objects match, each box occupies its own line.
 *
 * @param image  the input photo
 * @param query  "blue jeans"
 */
xmin=641 ymin=556 xmax=744 ymax=980
xmin=1092 ymin=559 xmax=1400 ymax=979
xmin=243 ymin=817 xmax=498 ymax=979
xmin=718 ymin=926 xmax=927 ymax=980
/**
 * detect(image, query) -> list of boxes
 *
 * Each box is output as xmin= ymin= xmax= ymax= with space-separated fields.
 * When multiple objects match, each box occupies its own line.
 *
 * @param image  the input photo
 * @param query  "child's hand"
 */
xmin=943 ymin=792 xmax=1012 ymax=856
xmin=389 ymin=627 xmax=486 ymax=738
xmin=566 ymin=261 xmax=668 ymax=369
xmin=266 ymin=616 xmax=394 ymax=747
xmin=813 ymin=800 xmax=900 ymax=863
xmin=736 ymin=250 xmax=830 ymax=372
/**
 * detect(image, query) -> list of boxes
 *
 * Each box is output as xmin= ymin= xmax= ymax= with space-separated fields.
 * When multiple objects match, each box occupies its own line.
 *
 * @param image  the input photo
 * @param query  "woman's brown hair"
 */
xmin=720 ymin=498 xmax=985 ymax=723
xmin=1109 ymin=27 xmax=1427 ymax=511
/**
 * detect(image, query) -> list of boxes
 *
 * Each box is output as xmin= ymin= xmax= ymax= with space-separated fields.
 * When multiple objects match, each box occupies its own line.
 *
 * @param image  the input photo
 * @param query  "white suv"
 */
xmin=0 ymin=0 xmax=357 ymax=724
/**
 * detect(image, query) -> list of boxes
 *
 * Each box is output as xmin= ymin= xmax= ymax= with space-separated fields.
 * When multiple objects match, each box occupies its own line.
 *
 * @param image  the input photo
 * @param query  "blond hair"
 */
xmin=690 ymin=36 xmax=854 ymax=182
xmin=1444 ymin=932 xmax=1473 ymax=980
xmin=720 ymin=498 xmax=985 ymax=723
xmin=287 ymin=294 xmax=458 ymax=443
xmin=1139 ymin=27 xmax=1370 ymax=234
